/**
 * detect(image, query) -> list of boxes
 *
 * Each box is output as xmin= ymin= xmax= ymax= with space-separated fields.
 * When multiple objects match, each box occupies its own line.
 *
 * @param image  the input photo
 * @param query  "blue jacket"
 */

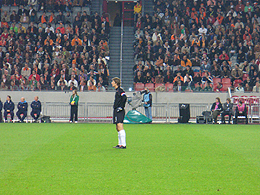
xmin=17 ymin=101 xmax=28 ymax=112
xmin=31 ymin=101 xmax=41 ymax=112
xmin=143 ymin=92 xmax=152 ymax=107
xmin=4 ymin=101 xmax=15 ymax=112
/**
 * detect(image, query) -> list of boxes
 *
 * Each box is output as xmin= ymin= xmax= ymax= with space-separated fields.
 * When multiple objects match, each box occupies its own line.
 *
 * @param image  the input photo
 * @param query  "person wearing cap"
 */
xmin=245 ymin=1 xmax=254 ymax=12
xmin=141 ymin=87 xmax=152 ymax=121
xmin=236 ymin=0 xmax=245 ymax=12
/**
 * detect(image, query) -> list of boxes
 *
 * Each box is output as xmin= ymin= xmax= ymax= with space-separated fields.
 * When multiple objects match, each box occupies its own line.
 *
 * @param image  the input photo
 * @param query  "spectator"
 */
xmin=21 ymin=63 xmax=31 ymax=79
xmin=87 ymin=76 xmax=96 ymax=91
xmin=235 ymin=83 xmax=244 ymax=93
xmin=28 ymin=70 xmax=40 ymax=82
xmin=234 ymin=101 xmax=248 ymax=124
xmin=68 ymin=76 xmax=78 ymax=89
xmin=134 ymin=2 xmax=142 ymax=15
xmin=252 ymin=81 xmax=260 ymax=92
xmin=231 ymin=64 xmax=243 ymax=83
xmin=181 ymin=55 xmax=192 ymax=67
xmin=134 ymin=71 xmax=144 ymax=84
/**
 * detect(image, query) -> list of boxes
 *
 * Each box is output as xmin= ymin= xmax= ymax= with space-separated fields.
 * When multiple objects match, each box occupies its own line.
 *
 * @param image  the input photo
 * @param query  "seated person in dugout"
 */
xmin=4 ymin=95 xmax=15 ymax=122
xmin=16 ymin=97 xmax=28 ymax=123
xmin=221 ymin=98 xmax=233 ymax=124
xmin=211 ymin=97 xmax=223 ymax=124
xmin=234 ymin=101 xmax=248 ymax=124
xmin=31 ymin=96 xmax=42 ymax=122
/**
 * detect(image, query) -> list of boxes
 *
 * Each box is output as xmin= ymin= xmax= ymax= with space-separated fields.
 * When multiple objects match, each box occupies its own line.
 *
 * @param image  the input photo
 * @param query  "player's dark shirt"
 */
xmin=113 ymin=87 xmax=127 ymax=109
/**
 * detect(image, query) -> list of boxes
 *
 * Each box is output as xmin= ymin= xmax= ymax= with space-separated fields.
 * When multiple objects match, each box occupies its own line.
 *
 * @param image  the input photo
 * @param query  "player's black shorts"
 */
xmin=113 ymin=109 xmax=125 ymax=124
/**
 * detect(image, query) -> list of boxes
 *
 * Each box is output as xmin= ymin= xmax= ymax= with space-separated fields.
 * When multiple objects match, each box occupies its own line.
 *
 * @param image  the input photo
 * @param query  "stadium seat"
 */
xmin=145 ymin=83 xmax=155 ymax=92
xmin=193 ymin=72 xmax=201 ymax=77
xmin=72 ymin=6 xmax=82 ymax=13
xmin=134 ymin=83 xmax=144 ymax=91
xmin=82 ymin=7 xmax=90 ymax=15
xmin=222 ymin=78 xmax=231 ymax=84
xmin=213 ymin=78 xmax=221 ymax=85
xmin=1 ymin=6 xmax=10 ymax=13
xmin=165 ymin=83 xmax=174 ymax=92
xmin=10 ymin=6 xmax=18 ymax=13
xmin=155 ymin=83 xmax=164 ymax=88
xmin=222 ymin=82 xmax=231 ymax=91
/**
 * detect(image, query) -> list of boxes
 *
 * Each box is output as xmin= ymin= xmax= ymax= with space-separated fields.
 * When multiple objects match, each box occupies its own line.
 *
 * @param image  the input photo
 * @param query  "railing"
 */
xmin=41 ymin=102 xmax=215 ymax=123
xmin=120 ymin=18 xmax=124 ymax=82
xmin=4 ymin=102 xmax=260 ymax=123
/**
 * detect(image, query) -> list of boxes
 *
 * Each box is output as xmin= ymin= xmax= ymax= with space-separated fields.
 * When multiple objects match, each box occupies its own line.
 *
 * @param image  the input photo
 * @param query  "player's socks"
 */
xmin=120 ymin=130 xmax=126 ymax=147
xmin=118 ymin=131 xmax=121 ymax=146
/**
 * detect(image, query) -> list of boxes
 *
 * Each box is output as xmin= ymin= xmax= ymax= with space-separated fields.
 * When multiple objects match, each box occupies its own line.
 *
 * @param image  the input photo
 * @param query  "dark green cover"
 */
xmin=124 ymin=110 xmax=152 ymax=124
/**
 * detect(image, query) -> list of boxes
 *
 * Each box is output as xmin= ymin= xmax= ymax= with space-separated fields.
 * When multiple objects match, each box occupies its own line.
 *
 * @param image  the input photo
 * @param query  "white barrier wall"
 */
xmin=0 ymin=91 xmax=258 ymax=104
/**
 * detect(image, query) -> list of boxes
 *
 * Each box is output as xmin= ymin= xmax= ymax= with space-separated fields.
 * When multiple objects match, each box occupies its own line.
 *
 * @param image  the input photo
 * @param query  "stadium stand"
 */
xmin=0 ymin=0 xmax=109 ymax=92
xmin=133 ymin=0 xmax=260 ymax=93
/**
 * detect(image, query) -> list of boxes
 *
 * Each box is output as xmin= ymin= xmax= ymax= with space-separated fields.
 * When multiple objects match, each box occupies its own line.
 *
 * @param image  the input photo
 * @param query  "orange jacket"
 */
xmin=181 ymin=59 xmax=192 ymax=67
xmin=71 ymin=38 xmax=82 ymax=46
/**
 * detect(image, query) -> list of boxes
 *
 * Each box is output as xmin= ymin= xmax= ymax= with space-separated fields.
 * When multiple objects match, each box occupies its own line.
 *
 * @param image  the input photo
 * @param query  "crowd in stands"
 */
xmin=0 ymin=0 xmax=110 ymax=92
xmin=133 ymin=0 xmax=260 ymax=92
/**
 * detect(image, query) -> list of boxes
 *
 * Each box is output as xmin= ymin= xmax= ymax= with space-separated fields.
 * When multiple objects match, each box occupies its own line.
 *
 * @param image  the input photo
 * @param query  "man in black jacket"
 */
xmin=221 ymin=98 xmax=233 ymax=124
xmin=4 ymin=95 xmax=15 ymax=123
xmin=31 ymin=96 xmax=42 ymax=122
xmin=0 ymin=99 xmax=2 ymax=123
xmin=16 ymin=97 xmax=28 ymax=123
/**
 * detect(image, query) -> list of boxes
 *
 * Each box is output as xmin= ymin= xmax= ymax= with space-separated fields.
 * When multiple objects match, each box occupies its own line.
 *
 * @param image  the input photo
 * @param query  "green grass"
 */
xmin=0 ymin=123 xmax=259 ymax=195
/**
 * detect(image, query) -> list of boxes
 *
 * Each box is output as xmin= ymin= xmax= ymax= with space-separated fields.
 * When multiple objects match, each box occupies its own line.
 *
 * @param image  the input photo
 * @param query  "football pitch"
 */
xmin=0 ymin=123 xmax=259 ymax=195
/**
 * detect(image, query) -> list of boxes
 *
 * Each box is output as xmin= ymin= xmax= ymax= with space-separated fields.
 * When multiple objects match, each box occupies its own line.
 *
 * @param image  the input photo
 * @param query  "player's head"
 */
xmin=34 ymin=96 xmax=39 ymax=101
xmin=112 ymin=77 xmax=121 ymax=88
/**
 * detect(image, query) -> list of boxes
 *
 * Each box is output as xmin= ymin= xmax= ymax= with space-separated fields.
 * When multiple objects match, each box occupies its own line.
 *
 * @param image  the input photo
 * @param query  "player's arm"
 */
xmin=116 ymin=91 xmax=127 ymax=112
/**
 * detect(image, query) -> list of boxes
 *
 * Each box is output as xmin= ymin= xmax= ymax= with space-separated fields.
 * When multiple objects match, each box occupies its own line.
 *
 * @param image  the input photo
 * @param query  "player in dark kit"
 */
xmin=111 ymin=77 xmax=127 ymax=149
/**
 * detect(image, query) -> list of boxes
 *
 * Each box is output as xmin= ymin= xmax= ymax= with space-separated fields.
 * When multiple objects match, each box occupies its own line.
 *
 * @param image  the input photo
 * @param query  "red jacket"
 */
xmin=28 ymin=74 xmax=40 ymax=81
